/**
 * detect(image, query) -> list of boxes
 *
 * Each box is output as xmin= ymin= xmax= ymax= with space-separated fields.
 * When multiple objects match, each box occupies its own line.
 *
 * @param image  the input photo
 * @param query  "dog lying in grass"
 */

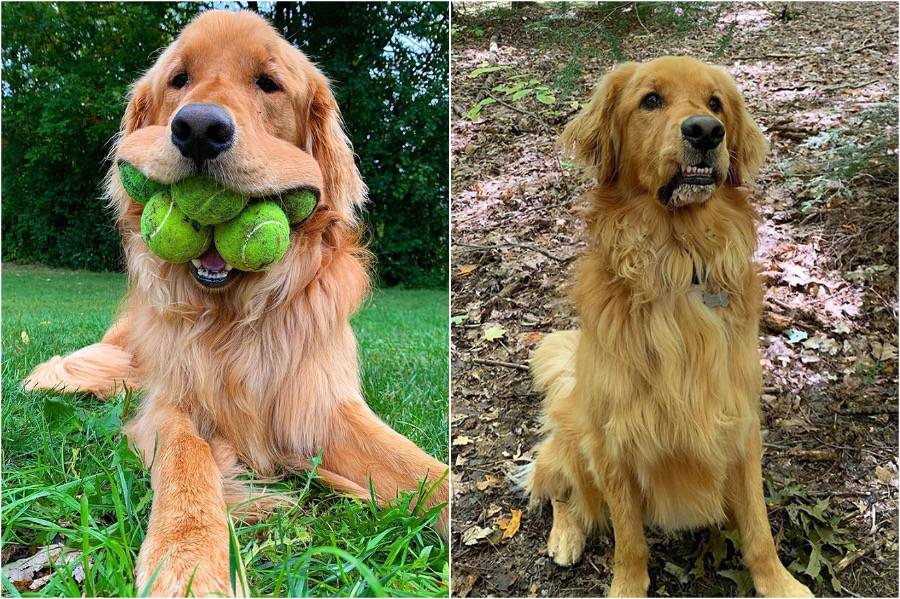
xmin=25 ymin=10 xmax=448 ymax=596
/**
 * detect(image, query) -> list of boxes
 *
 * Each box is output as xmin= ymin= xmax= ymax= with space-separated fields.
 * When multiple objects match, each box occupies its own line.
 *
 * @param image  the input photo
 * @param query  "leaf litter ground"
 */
xmin=450 ymin=3 xmax=898 ymax=597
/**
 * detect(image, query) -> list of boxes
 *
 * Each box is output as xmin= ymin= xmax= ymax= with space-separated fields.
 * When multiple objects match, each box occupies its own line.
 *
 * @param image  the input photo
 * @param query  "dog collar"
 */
xmin=692 ymin=262 xmax=729 ymax=309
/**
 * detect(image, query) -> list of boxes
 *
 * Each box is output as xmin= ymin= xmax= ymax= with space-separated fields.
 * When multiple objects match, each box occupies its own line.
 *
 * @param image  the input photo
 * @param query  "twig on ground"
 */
xmin=768 ymin=297 xmax=795 ymax=312
xmin=821 ymin=79 xmax=881 ymax=92
xmin=770 ymin=80 xmax=825 ymax=91
xmin=793 ymin=449 xmax=839 ymax=461
xmin=837 ymin=404 xmax=899 ymax=416
xmin=471 ymin=357 xmax=529 ymax=371
xmin=457 ymin=242 xmax=568 ymax=262
xmin=488 ymin=94 xmax=536 ymax=117
xmin=835 ymin=546 xmax=875 ymax=574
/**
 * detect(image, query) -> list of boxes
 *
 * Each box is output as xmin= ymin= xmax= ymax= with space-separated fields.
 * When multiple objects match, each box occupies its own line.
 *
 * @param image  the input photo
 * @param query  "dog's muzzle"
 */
xmin=658 ymin=115 xmax=726 ymax=208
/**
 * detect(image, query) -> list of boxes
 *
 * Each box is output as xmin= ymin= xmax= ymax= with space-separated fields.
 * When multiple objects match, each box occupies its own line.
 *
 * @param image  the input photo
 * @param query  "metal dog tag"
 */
xmin=703 ymin=289 xmax=729 ymax=309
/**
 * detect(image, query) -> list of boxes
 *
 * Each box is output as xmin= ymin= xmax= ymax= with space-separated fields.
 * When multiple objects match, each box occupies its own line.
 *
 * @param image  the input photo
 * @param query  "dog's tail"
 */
xmin=23 ymin=342 xmax=140 ymax=400
xmin=530 ymin=330 xmax=580 ymax=408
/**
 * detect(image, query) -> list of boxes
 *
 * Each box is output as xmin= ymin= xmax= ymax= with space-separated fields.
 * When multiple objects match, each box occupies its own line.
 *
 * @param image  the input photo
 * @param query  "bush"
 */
xmin=1 ymin=3 xmax=194 ymax=271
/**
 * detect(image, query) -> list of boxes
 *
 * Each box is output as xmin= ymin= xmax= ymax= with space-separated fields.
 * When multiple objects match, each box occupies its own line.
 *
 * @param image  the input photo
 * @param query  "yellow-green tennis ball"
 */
xmin=119 ymin=161 xmax=167 ymax=205
xmin=171 ymin=176 xmax=249 ymax=225
xmin=214 ymin=202 xmax=290 ymax=272
xmin=281 ymin=189 xmax=319 ymax=224
xmin=141 ymin=191 xmax=212 ymax=263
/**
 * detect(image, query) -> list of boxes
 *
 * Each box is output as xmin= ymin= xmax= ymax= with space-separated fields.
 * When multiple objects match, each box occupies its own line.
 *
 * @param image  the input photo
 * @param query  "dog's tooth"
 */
xmin=225 ymin=264 xmax=234 ymax=272
xmin=192 ymin=259 xmax=202 ymax=268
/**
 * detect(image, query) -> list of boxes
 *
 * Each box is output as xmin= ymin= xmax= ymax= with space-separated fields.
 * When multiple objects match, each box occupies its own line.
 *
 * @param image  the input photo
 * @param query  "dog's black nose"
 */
xmin=681 ymin=115 xmax=725 ymax=152
xmin=171 ymin=104 xmax=235 ymax=164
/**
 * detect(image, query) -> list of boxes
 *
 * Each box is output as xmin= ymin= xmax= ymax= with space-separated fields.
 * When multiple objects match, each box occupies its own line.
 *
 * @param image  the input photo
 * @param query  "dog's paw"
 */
xmin=135 ymin=524 xmax=241 ymax=597
xmin=755 ymin=573 xmax=813 ymax=598
xmin=548 ymin=522 xmax=586 ymax=566
xmin=136 ymin=554 xmax=235 ymax=598
xmin=135 ymin=545 xmax=239 ymax=598
xmin=608 ymin=572 xmax=650 ymax=598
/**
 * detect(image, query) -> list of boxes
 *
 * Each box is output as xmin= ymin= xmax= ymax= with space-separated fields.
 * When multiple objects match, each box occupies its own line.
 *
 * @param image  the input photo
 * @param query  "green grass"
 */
xmin=1 ymin=263 xmax=448 ymax=597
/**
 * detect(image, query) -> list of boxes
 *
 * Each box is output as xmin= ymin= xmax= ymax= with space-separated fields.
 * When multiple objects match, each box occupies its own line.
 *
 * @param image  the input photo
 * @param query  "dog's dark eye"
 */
xmin=640 ymin=93 xmax=663 ymax=110
xmin=256 ymin=76 xmax=281 ymax=93
xmin=170 ymin=72 xmax=189 ymax=90
xmin=709 ymin=97 xmax=722 ymax=113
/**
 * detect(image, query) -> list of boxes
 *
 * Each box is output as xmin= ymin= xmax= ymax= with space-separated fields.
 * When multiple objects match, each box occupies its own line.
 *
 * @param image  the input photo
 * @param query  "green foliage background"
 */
xmin=1 ymin=2 xmax=448 ymax=288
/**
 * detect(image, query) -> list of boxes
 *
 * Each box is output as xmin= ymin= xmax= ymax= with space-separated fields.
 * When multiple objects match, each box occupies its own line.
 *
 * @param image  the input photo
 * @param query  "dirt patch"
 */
xmin=450 ymin=2 xmax=898 ymax=597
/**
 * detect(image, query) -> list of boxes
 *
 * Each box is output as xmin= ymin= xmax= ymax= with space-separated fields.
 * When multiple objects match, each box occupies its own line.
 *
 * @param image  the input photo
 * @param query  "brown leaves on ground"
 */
xmin=2 ymin=544 xmax=86 ymax=592
xmin=451 ymin=2 xmax=897 ymax=598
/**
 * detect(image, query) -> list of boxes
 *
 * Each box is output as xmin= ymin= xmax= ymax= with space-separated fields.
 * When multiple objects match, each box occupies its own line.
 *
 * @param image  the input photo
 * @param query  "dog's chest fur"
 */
xmin=575 ymin=189 xmax=764 ymax=529
xmin=128 ymin=286 xmax=364 ymax=474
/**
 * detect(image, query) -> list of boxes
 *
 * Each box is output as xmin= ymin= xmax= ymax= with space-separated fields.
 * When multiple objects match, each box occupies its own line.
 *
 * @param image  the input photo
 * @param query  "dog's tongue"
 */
xmin=199 ymin=246 xmax=228 ymax=272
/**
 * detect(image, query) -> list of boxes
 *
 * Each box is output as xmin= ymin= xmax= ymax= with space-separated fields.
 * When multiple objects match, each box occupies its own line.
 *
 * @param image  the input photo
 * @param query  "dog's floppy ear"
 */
xmin=301 ymin=67 xmax=367 ymax=224
xmin=717 ymin=68 xmax=768 ymax=187
xmin=121 ymin=75 xmax=157 ymax=135
xmin=560 ymin=62 xmax=637 ymax=184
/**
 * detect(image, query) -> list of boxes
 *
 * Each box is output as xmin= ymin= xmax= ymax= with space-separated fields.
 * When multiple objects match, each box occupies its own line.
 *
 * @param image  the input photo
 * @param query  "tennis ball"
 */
xmin=141 ymin=191 xmax=212 ymax=263
xmin=119 ymin=161 xmax=167 ymax=205
xmin=171 ymin=176 xmax=249 ymax=225
xmin=280 ymin=189 xmax=319 ymax=224
xmin=214 ymin=202 xmax=290 ymax=272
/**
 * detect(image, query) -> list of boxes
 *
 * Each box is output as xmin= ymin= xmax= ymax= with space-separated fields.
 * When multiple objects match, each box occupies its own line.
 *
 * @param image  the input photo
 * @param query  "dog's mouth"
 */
xmin=657 ymin=163 xmax=719 ymax=207
xmin=188 ymin=246 xmax=240 ymax=288
xmin=679 ymin=163 xmax=716 ymax=186
xmin=183 ymin=186 xmax=319 ymax=289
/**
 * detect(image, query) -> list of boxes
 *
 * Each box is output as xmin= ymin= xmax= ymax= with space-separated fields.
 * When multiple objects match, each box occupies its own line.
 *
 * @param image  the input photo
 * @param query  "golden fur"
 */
xmin=25 ymin=10 xmax=447 ymax=597
xmin=523 ymin=57 xmax=811 ymax=597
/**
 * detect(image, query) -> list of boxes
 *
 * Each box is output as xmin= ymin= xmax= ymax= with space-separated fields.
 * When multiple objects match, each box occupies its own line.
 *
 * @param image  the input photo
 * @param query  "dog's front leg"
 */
xmin=727 ymin=426 xmax=813 ymax=598
xmin=129 ymin=406 xmax=243 ymax=598
xmin=595 ymin=462 xmax=650 ymax=598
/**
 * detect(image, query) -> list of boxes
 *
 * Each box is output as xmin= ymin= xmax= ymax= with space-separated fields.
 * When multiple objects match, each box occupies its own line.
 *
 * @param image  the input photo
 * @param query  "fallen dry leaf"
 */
xmin=2 ymin=544 xmax=84 ymax=591
xmin=462 ymin=525 xmax=493 ymax=546
xmin=483 ymin=324 xmax=507 ymax=342
xmin=458 ymin=264 xmax=477 ymax=274
xmin=454 ymin=573 xmax=479 ymax=598
xmin=870 ymin=341 xmax=898 ymax=362
xmin=875 ymin=463 xmax=899 ymax=486
xmin=452 ymin=435 xmax=473 ymax=446
xmin=763 ymin=311 xmax=792 ymax=332
xmin=498 ymin=508 xmax=522 ymax=540
xmin=522 ymin=331 xmax=544 ymax=348
xmin=475 ymin=474 xmax=501 ymax=491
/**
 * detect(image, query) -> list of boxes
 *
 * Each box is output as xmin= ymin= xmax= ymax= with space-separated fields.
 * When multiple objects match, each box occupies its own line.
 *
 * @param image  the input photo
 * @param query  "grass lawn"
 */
xmin=1 ymin=263 xmax=449 ymax=597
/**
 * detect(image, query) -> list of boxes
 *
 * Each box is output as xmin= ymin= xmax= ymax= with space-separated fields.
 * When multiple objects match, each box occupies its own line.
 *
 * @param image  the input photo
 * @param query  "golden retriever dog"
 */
xmin=25 ymin=10 xmax=447 ymax=597
xmin=521 ymin=57 xmax=812 ymax=597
